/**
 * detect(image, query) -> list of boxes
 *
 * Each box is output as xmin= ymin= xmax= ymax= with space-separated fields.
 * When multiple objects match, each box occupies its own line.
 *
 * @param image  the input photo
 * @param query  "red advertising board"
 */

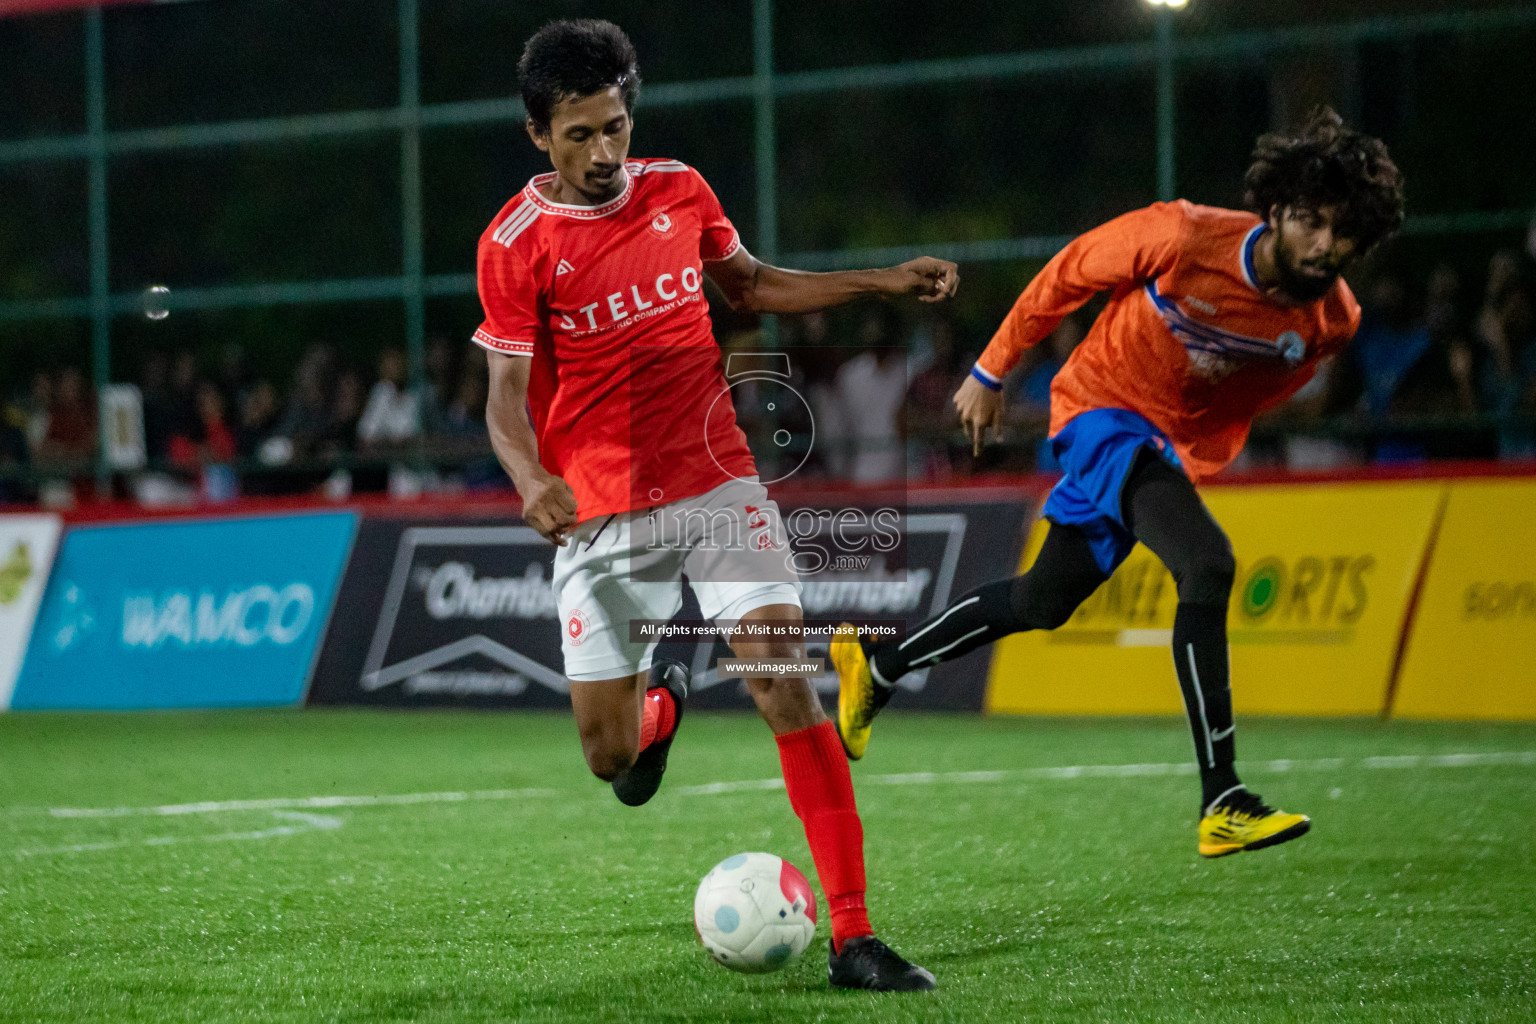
xmin=1 ymin=0 xmax=149 ymax=19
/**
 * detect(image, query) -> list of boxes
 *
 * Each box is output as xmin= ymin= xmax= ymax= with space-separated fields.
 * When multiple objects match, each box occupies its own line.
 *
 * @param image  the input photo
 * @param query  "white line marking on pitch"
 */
xmin=47 ymin=787 xmax=556 ymax=819
xmin=29 ymin=751 xmax=1536 ymax=817
xmin=14 ymin=811 xmax=344 ymax=858
xmin=673 ymin=750 xmax=1536 ymax=796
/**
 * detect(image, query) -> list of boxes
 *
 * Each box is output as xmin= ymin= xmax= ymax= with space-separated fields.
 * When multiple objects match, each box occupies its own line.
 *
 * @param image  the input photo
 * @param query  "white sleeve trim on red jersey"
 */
xmin=491 ymin=198 xmax=542 ymax=248
xmin=472 ymin=327 xmax=534 ymax=357
xmin=702 ymin=232 xmax=742 ymax=263
xmin=630 ymin=159 xmax=690 ymax=174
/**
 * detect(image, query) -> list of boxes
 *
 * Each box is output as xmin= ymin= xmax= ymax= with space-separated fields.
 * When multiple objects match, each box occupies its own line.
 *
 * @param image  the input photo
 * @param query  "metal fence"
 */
xmin=2 ymin=0 xmax=1534 ymax=484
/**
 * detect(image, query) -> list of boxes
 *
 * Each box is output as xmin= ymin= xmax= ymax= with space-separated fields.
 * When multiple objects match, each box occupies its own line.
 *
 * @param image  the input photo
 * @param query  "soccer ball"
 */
xmin=693 ymin=851 xmax=818 ymax=973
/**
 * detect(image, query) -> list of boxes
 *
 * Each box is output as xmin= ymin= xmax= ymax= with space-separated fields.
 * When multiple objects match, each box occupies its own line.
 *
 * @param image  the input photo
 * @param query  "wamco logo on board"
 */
xmin=120 ymin=583 xmax=317 ymax=650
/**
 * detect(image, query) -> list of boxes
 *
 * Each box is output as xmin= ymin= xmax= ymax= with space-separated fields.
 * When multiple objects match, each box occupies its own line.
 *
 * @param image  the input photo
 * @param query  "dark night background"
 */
xmin=1 ymin=0 xmax=1533 ymax=485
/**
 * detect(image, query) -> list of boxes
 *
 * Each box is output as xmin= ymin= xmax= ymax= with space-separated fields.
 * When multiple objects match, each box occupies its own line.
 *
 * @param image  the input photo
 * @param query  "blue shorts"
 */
xmin=1041 ymin=408 xmax=1184 ymax=575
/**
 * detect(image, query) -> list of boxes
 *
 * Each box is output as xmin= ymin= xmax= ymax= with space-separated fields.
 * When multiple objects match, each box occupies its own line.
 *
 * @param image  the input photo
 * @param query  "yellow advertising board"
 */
xmin=986 ymin=482 xmax=1445 ymax=717
xmin=1393 ymin=479 xmax=1536 ymax=720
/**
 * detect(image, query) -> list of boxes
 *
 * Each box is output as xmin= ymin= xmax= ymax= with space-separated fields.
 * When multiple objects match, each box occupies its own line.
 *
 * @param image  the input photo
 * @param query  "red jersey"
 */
xmin=975 ymin=201 xmax=1361 ymax=481
xmin=474 ymin=158 xmax=756 ymax=520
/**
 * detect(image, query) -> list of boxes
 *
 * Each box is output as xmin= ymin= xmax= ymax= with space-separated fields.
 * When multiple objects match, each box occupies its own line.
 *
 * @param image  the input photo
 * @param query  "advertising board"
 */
xmin=0 ymin=514 xmax=62 ymax=710
xmin=310 ymin=498 xmax=1031 ymax=712
xmin=986 ymin=482 xmax=1445 ymax=717
xmin=309 ymin=517 xmax=568 ymax=708
xmin=1394 ymin=480 xmax=1536 ymax=720
xmin=11 ymin=512 xmax=356 ymax=709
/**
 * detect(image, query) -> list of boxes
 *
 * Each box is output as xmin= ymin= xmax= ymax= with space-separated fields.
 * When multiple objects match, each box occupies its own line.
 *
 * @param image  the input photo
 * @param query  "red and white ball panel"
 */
xmin=693 ymin=852 xmax=818 ymax=974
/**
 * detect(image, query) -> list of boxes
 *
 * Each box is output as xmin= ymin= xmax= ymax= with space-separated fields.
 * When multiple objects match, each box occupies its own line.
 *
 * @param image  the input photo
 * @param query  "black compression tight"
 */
xmin=867 ymin=518 xmax=1105 ymax=683
xmin=869 ymin=449 xmax=1243 ymax=807
xmin=1120 ymin=453 xmax=1241 ymax=806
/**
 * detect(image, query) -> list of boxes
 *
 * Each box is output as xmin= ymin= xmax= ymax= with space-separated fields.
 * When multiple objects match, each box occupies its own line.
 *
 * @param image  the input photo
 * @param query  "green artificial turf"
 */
xmin=2 ymin=710 xmax=1533 ymax=1023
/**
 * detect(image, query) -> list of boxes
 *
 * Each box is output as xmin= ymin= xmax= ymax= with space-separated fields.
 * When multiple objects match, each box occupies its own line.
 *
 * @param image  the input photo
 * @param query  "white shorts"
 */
xmin=552 ymin=476 xmax=803 ymax=682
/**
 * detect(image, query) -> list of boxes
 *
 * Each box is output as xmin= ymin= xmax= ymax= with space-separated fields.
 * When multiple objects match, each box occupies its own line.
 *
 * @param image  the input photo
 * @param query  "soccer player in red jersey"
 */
xmin=836 ymin=109 xmax=1405 ymax=858
xmin=476 ymin=20 xmax=956 ymax=990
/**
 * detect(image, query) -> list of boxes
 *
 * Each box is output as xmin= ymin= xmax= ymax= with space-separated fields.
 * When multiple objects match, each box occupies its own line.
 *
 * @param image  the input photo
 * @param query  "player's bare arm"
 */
xmin=704 ymin=248 xmax=957 ymax=314
xmin=484 ymin=351 xmax=577 ymax=546
xmin=952 ymin=374 xmax=1005 ymax=456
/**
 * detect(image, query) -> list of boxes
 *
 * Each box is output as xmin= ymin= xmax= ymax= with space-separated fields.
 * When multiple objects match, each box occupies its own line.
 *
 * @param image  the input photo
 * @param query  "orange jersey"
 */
xmin=975 ymin=201 xmax=1361 ymax=481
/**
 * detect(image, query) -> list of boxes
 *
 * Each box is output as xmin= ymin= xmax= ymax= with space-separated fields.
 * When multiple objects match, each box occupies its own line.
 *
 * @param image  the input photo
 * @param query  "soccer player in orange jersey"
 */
xmin=478 ymin=20 xmax=956 ymax=989
xmin=836 ymin=109 xmax=1405 ymax=858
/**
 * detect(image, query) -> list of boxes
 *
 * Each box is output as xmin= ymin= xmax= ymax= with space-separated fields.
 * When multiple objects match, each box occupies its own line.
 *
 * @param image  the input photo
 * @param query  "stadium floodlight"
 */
xmin=1146 ymin=0 xmax=1190 ymax=8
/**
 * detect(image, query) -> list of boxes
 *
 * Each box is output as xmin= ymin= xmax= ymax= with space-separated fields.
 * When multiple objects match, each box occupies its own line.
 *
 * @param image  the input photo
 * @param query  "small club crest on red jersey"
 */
xmin=649 ymin=211 xmax=675 ymax=237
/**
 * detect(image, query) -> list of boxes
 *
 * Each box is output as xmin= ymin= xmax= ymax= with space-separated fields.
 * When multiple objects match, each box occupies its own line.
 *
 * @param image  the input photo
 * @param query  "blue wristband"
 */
xmin=969 ymin=365 xmax=1002 ymax=392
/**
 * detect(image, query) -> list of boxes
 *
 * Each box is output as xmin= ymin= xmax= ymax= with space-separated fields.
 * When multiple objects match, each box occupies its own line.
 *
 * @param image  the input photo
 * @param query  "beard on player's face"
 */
xmin=1273 ymin=237 xmax=1340 ymax=302
xmin=1271 ymin=209 xmax=1355 ymax=303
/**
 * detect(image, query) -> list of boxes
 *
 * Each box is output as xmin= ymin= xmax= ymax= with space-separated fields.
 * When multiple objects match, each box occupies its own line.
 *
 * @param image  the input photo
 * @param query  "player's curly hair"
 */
xmin=1243 ymin=107 xmax=1405 ymax=249
xmin=519 ymin=19 xmax=641 ymax=135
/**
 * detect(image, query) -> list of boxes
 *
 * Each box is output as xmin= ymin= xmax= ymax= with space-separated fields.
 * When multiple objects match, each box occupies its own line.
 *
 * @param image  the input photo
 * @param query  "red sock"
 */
xmin=638 ymin=688 xmax=677 ymax=751
xmin=775 ymin=720 xmax=873 ymax=953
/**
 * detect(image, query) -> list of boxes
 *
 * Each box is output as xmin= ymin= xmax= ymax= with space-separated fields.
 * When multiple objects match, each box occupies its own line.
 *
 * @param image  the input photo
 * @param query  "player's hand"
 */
xmin=952 ymin=374 xmax=1005 ymax=457
xmin=890 ymin=258 xmax=959 ymax=303
xmin=519 ymin=471 xmax=579 ymax=546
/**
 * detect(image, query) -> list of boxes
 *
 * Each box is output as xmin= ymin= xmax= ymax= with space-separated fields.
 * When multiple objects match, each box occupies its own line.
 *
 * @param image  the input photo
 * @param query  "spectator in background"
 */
xmin=1419 ymin=261 xmax=1478 ymax=416
xmin=717 ymin=327 xmax=767 ymax=445
xmin=441 ymin=344 xmax=490 ymax=438
xmin=236 ymin=379 xmax=281 ymax=458
xmin=357 ymin=347 xmax=421 ymax=448
xmin=1013 ymin=314 xmax=1083 ymax=413
xmin=905 ymin=311 xmax=965 ymax=480
xmin=798 ymin=312 xmax=853 ymax=479
xmin=1388 ymin=262 xmax=1492 ymax=459
xmin=1305 ymin=263 xmax=1496 ymax=466
xmin=321 ymin=367 xmax=366 ymax=457
xmin=768 ymin=336 xmax=816 ymax=484
xmin=228 ymin=378 xmax=280 ymax=498
xmin=1424 ymin=261 xmax=1464 ymax=344
xmin=1473 ymin=249 xmax=1536 ymax=456
xmin=0 ymin=390 xmax=29 ymax=502
xmin=835 ymin=305 xmax=908 ymax=483
xmin=137 ymin=352 xmax=172 ymax=461
xmin=715 ymin=326 xmax=814 ymax=484
xmin=1 ymin=392 xmax=26 ymax=455
xmin=163 ymin=351 xmax=201 ymax=453
xmin=1009 ymin=314 xmax=1084 ymax=470
xmin=168 ymin=380 xmax=237 ymax=467
xmin=23 ymin=371 xmax=51 ymax=456
xmin=1320 ymin=271 xmax=1440 ymax=463
xmin=214 ymin=343 xmax=251 ymax=410
xmin=1345 ymin=273 xmax=1431 ymax=421
xmin=36 ymin=366 xmax=96 ymax=463
xmin=23 ymin=365 xmax=95 ymax=507
xmin=270 ymin=344 xmax=335 ymax=462
xmin=423 ymin=334 xmax=456 ymax=432
xmin=1276 ymin=352 xmax=1360 ymax=471
xmin=442 ymin=346 xmax=508 ymax=492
